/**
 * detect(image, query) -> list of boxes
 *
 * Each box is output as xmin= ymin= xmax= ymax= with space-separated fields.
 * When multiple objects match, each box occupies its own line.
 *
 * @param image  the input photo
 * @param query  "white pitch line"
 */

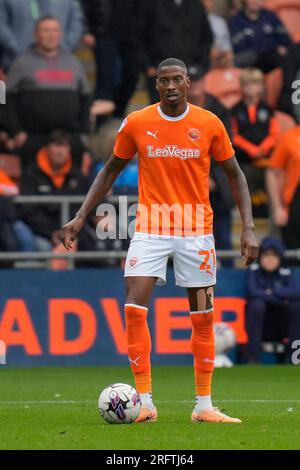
xmin=0 ymin=399 xmax=299 ymax=405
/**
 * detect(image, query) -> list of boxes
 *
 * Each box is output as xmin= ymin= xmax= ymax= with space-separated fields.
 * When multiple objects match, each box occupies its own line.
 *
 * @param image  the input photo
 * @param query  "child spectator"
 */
xmin=246 ymin=237 xmax=300 ymax=363
xmin=231 ymin=68 xmax=279 ymax=214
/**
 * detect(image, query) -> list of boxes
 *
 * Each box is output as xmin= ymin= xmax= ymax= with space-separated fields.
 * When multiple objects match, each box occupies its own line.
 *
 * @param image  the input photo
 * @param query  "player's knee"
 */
xmin=125 ymin=281 xmax=149 ymax=308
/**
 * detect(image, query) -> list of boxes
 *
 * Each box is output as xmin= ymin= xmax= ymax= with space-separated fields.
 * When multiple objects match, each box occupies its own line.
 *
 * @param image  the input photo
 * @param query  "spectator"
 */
xmin=140 ymin=0 xmax=213 ymax=103
xmin=231 ymin=68 xmax=279 ymax=215
xmin=0 ymin=0 xmax=84 ymax=71
xmin=187 ymin=65 xmax=235 ymax=266
xmin=81 ymin=0 xmax=141 ymax=119
xmin=17 ymin=130 xmax=88 ymax=252
xmin=246 ymin=237 xmax=300 ymax=363
xmin=229 ymin=0 xmax=291 ymax=73
xmin=267 ymin=126 xmax=300 ymax=253
xmin=202 ymin=0 xmax=233 ymax=69
xmin=6 ymin=16 xmax=91 ymax=170
xmin=279 ymin=42 xmax=300 ymax=123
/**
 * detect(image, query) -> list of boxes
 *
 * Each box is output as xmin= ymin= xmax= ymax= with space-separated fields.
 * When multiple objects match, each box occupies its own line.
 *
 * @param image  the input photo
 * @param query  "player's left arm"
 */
xmin=218 ymin=155 xmax=259 ymax=265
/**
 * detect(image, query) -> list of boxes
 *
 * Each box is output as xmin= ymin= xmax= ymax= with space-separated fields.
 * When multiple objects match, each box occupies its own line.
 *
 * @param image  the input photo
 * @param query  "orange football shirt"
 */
xmin=268 ymin=126 xmax=300 ymax=207
xmin=114 ymin=103 xmax=234 ymax=236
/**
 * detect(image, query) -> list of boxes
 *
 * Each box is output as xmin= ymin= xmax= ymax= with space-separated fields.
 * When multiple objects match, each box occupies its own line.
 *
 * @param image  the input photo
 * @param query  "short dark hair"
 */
xmin=48 ymin=130 xmax=71 ymax=146
xmin=35 ymin=15 xmax=61 ymax=30
xmin=157 ymin=58 xmax=188 ymax=75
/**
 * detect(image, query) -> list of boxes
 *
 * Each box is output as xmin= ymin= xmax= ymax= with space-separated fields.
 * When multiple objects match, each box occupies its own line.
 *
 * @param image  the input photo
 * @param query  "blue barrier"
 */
xmin=0 ymin=268 xmax=299 ymax=366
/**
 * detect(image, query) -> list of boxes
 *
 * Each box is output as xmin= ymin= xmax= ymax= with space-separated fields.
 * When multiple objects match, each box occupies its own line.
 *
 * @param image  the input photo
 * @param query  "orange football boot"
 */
xmin=191 ymin=407 xmax=242 ymax=423
xmin=135 ymin=406 xmax=158 ymax=423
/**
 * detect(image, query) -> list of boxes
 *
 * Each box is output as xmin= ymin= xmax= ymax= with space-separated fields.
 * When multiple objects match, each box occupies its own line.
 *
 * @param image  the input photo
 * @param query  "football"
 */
xmin=214 ymin=322 xmax=236 ymax=354
xmin=98 ymin=383 xmax=141 ymax=424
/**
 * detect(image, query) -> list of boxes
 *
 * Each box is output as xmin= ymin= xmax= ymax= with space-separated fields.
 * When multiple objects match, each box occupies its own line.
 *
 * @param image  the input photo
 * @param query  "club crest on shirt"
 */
xmin=187 ymin=128 xmax=201 ymax=142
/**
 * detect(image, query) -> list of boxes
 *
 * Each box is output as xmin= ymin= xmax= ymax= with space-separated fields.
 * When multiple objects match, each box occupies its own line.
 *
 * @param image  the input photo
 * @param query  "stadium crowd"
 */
xmin=0 ymin=0 xmax=299 ymax=363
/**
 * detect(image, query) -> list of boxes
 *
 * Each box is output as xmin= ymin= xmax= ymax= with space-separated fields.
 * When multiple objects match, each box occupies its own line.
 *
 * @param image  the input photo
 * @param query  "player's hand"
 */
xmin=241 ymin=226 xmax=259 ymax=266
xmin=60 ymin=214 xmax=85 ymax=250
xmin=274 ymin=206 xmax=288 ymax=227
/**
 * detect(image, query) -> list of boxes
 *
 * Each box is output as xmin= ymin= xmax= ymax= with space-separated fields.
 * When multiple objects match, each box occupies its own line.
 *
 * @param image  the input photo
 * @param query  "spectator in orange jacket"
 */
xmin=17 ymin=130 xmax=88 ymax=252
xmin=267 ymin=126 xmax=300 ymax=255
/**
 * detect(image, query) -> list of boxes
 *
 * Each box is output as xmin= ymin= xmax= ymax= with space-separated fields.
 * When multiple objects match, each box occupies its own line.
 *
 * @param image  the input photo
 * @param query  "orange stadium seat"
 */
xmin=265 ymin=0 xmax=300 ymax=40
xmin=0 ymin=154 xmax=21 ymax=183
xmin=275 ymin=110 xmax=296 ymax=134
xmin=265 ymin=68 xmax=283 ymax=109
xmin=203 ymin=68 xmax=242 ymax=109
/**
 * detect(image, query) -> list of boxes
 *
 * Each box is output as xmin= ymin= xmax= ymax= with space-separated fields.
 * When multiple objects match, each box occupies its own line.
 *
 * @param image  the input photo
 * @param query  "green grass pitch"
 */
xmin=0 ymin=365 xmax=299 ymax=450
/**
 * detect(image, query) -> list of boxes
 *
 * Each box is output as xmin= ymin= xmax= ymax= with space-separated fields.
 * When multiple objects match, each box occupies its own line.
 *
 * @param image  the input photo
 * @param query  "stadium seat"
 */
xmin=275 ymin=110 xmax=296 ymax=134
xmin=265 ymin=0 xmax=300 ymax=40
xmin=0 ymin=154 xmax=21 ymax=183
xmin=265 ymin=68 xmax=283 ymax=109
xmin=203 ymin=68 xmax=242 ymax=109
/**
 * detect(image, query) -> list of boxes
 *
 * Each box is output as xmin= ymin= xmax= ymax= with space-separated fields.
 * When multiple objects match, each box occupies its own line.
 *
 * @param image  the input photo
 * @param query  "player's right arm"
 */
xmin=60 ymin=155 xmax=129 ymax=249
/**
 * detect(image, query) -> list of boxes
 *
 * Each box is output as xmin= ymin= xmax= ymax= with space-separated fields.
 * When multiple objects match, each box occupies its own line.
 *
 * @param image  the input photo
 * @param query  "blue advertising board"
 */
xmin=0 ymin=268 xmax=299 ymax=366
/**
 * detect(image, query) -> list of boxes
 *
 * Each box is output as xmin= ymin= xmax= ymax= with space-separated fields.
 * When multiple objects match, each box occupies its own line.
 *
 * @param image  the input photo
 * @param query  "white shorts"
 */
xmin=124 ymin=232 xmax=217 ymax=287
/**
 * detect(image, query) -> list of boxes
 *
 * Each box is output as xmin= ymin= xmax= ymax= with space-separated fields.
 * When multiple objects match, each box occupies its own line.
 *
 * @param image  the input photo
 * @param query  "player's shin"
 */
xmin=190 ymin=310 xmax=215 ymax=412
xmin=124 ymin=304 xmax=153 ymax=408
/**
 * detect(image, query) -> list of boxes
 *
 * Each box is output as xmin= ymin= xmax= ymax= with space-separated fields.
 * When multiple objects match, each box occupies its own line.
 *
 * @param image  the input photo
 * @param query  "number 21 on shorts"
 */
xmin=199 ymin=248 xmax=216 ymax=276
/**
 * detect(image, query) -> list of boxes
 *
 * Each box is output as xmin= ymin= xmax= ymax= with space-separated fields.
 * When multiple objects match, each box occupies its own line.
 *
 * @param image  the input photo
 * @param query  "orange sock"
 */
xmin=124 ymin=304 xmax=152 ymax=394
xmin=190 ymin=311 xmax=215 ymax=396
